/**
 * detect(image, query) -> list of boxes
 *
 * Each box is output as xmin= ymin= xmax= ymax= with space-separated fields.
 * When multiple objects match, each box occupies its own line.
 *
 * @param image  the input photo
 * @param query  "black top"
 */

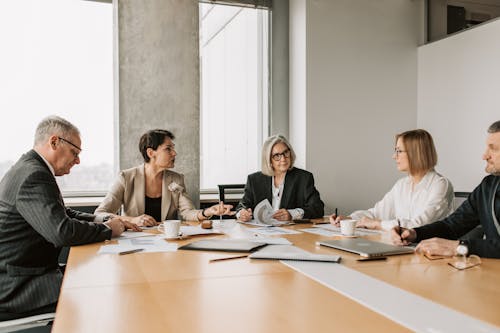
xmin=415 ymin=175 xmax=500 ymax=258
xmin=145 ymin=196 xmax=162 ymax=222
xmin=236 ymin=167 xmax=324 ymax=219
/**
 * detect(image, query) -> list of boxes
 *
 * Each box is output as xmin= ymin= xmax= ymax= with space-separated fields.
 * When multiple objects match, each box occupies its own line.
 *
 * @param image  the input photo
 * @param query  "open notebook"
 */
xmin=249 ymin=245 xmax=341 ymax=263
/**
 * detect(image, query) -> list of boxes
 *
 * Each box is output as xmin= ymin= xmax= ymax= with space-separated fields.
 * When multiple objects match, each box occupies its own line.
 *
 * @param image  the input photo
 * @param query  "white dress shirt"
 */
xmin=350 ymin=170 xmax=454 ymax=230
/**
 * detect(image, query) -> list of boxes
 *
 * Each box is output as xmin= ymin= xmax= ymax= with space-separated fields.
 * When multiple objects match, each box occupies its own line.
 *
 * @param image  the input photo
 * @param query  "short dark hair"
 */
xmin=139 ymin=129 xmax=175 ymax=163
xmin=488 ymin=120 xmax=500 ymax=133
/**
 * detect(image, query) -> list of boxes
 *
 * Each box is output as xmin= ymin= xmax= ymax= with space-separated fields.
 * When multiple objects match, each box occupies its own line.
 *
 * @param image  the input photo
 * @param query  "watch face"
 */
xmin=457 ymin=244 xmax=468 ymax=256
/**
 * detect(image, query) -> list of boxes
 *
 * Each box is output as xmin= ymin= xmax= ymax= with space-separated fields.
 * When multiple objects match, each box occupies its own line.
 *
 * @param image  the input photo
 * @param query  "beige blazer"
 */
xmin=95 ymin=165 xmax=200 ymax=221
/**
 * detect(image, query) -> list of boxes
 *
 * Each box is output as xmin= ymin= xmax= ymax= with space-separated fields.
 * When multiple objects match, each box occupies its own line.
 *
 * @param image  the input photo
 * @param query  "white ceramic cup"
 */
xmin=158 ymin=220 xmax=181 ymax=238
xmin=340 ymin=219 xmax=357 ymax=236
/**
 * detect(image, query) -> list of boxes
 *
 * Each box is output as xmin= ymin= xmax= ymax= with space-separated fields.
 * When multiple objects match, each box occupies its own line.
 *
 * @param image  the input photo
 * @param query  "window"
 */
xmin=199 ymin=2 xmax=270 ymax=190
xmin=0 ymin=0 xmax=114 ymax=195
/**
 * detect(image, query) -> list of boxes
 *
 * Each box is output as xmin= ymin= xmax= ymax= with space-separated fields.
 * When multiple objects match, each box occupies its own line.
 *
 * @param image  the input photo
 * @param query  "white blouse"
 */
xmin=350 ymin=171 xmax=454 ymax=230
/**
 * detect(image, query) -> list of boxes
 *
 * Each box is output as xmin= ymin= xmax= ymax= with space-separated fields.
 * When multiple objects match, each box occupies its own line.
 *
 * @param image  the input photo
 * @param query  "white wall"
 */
xmin=418 ymin=18 xmax=500 ymax=192
xmin=289 ymin=0 xmax=423 ymax=215
xmin=289 ymin=0 xmax=307 ymax=169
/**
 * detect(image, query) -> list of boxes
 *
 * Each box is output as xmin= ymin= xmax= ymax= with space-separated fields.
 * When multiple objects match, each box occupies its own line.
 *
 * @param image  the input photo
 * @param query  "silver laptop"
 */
xmin=318 ymin=238 xmax=414 ymax=258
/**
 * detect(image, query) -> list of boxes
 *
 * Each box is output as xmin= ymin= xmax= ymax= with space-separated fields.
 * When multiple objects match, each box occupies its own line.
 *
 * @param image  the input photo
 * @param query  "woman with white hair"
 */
xmin=236 ymin=134 xmax=324 ymax=222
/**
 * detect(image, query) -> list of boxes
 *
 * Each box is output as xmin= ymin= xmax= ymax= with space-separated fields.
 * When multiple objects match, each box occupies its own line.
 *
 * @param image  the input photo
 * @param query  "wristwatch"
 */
xmin=102 ymin=215 xmax=112 ymax=222
xmin=456 ymin=239 xmax=469 ymax=256
xmin=201 ymin=209 xmax=212 ymax=219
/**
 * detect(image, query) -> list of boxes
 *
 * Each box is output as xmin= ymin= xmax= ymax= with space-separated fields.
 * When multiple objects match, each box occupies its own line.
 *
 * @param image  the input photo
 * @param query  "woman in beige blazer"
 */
xmin=95 ymin=129 xmax=232 ymax=226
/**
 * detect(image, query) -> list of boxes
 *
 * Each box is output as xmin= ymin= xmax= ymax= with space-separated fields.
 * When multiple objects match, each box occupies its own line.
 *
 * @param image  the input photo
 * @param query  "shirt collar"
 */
xmin=35 ymin=151 xmax=55 ymax=176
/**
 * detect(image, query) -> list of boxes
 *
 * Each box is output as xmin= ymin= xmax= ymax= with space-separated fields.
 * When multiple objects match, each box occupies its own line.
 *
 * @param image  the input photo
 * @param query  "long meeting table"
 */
xmin=51 ymin=220 xmax=500 ymax=333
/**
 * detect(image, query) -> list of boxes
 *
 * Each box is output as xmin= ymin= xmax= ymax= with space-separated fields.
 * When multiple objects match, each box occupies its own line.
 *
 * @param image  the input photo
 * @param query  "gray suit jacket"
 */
xmin=0 ymin=150 xmax=111 ymax=314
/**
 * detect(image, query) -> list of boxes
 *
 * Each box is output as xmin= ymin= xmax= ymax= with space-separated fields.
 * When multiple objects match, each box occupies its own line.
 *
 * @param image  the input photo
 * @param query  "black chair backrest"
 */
xmin=217 ymin=184 xmax=245 ymax=203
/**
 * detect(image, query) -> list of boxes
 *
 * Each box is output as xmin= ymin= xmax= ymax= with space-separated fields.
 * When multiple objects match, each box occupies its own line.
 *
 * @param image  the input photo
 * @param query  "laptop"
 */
xmin=318 ymin=238 xmax=414 ymax=258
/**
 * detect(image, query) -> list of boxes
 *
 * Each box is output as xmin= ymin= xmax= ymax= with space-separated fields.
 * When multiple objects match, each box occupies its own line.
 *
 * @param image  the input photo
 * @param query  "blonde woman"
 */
xmin=331 ymin=129 xmax=454 ymax=230
xmin=236 ymin=134 xmax=324 ymax=222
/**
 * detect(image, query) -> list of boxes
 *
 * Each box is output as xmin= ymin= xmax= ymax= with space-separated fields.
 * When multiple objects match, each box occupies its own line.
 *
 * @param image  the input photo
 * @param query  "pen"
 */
xmin=209 ymin=254 xmax=248 ymax=263
xmin=397 ymin=219 xmax=403 ymax=242
xmin=119 ymin=248 xmax=144 ymax=255
xmin=335 ymin=208 xmax=338 ymax=218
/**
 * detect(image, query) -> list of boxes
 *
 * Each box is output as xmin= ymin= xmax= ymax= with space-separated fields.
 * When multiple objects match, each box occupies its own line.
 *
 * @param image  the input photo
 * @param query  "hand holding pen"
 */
xmin=329 ymin=208 xmax=349 ymax=226
xmin=391 ymin=220 xmax=417 ymax=246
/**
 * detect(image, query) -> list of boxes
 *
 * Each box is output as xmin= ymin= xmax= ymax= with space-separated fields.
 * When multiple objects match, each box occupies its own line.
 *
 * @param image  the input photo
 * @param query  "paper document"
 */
xmin=180 ymin=225 xmax=224 ymax=236
xmin=113 ymin=231 xmax=155 ymax=241
xmin=253 ymin=199 xmax=289 ymax=226
xmin=314 ymin=224 xmax=383 ymax=236
xmin=98 ymin=236 xmax=177 ymax=254
xmin=300 ymin=227 xmax=340 ymax=237
xmin=239 ymin=237 xmax=292 ymax=245
xmin=251 ymin=227 xmax=301 ymax=236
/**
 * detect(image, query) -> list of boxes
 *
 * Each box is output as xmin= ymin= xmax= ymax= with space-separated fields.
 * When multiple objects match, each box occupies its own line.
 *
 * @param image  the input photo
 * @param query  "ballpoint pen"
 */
xmin=209 ymin=254 xmax=248 ymax=263
xmin=397 ymin=219 xmax=403 ymax=242
xmin=119 ymin=248 xmax=144 ymax=255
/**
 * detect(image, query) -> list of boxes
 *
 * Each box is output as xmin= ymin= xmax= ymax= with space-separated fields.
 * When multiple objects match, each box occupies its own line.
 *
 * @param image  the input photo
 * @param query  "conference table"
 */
xmin=51 ymin=220 xmax=500 ymax=333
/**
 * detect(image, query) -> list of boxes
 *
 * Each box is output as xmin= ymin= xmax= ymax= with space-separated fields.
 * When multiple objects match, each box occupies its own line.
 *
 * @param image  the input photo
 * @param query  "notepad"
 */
xmin=179 ymin=239 xmax=267 ymax=252
xmin=249 ymin=245 xmax=341 ymax=263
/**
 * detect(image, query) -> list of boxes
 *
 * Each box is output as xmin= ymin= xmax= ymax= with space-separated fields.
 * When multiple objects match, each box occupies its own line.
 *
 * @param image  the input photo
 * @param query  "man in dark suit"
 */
xmin=0 ymin=116 xmax=135 ymax=320
xmin=392 ymin=120 xmax=500 ymax=258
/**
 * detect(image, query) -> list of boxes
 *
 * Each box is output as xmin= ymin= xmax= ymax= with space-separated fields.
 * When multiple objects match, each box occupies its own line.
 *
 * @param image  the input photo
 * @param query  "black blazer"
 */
xmin=0 ymin=150 xmax=111 ymax=314
xmin=236 ymin=167 xmax=324 ymax=219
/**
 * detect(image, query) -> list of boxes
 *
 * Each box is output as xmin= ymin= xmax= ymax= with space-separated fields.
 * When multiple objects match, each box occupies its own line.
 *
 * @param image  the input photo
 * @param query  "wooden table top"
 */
xmin=51 ymin=220 xmax=500 ymax=333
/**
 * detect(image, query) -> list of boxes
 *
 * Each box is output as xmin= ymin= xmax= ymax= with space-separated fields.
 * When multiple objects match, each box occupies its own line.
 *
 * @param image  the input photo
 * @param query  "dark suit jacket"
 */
xmin=236 ymin=167 xmax=324 ymax=219
xmin=0 ymin=150 xmax=111 ymax=314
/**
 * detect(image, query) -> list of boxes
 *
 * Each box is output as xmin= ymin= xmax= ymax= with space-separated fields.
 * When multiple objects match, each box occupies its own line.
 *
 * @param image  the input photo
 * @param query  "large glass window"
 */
xmin=199 ymin=3 xmax=269 ymax=190
xmin=0 ymin=0 xmax=113 ymax=195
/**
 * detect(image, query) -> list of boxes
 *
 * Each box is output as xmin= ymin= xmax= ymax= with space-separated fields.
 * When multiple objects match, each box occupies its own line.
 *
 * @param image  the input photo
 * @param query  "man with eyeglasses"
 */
xmin=0 ymin=115 xmax=137 ymax=321
xmin=392 ymin=120 xmax=500 ymax=258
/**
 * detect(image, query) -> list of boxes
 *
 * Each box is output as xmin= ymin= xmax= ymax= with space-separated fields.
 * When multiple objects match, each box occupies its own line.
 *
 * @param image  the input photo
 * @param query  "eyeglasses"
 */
xmin=448 ymin=254 xmax=482 ymax=270
xmin=271 ymin=149 xmax=291 ymax=161
xmin=394 ymin=148 xmax=407 ymax=156
xmin=58 ymin=137 xmax=81 ymax=158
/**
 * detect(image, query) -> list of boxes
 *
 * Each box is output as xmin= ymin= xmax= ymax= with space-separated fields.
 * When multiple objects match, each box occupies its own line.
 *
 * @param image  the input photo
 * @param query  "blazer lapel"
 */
xmin=265 ymin=176 xmax=273 ymax=204
xmin=280 ymin=170 xmax=294 ymax=209
xmin=161 ymin=171 xmax=173 ymax=221
xmin=134 ymin=165 xmax=146 ymax=216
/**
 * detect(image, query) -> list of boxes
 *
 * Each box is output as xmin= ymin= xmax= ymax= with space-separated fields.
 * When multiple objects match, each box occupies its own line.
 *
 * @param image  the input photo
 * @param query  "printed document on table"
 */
xmin=300 ymin=227 xmax=340 ymax=237
xmin=313 ymin=224 xmax=383 ymax=236
xmin=98 ymin=236 xmax=177 ymax=254
xmin=252 ymin=227 xmax=302 ymax=236
xmin=113 ymin=231 xmax=155 ymax=240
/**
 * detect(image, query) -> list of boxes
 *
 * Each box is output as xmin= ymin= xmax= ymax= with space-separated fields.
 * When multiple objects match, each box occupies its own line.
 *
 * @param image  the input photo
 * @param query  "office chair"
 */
xmin=453 ymin=191 xmax=469 ymax=210
xmin=217 ymin=184 xmax=245 ymax=203
xmin=0 ymin=313 xmax=54 ymax=333
xmin=453 ymin=192 xmax=484 ymax=241
xmin=217 ymin=184 xmax=245 ymax=219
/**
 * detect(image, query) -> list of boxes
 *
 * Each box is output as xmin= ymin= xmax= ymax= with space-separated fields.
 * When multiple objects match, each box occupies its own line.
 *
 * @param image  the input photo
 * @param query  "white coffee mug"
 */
xmin=340 ymin=219 xmax=357 ymax=236
xmin=158 ymin=220 xmax=181 ymax=238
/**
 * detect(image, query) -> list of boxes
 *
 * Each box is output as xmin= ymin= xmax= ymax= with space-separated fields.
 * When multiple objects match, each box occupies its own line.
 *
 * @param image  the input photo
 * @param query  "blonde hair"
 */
xmin=261 ymin=134 xmax=296 ymax=176
xmin=396 ymin=129 xmax=437 ymax=175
